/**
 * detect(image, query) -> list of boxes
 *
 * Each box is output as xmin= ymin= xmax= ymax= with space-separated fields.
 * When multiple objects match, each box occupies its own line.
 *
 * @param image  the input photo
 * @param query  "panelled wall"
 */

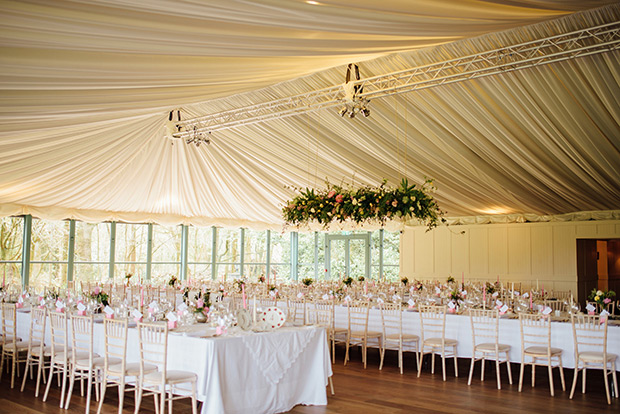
xmin=400 ymin=219 xmax=620 ymax=294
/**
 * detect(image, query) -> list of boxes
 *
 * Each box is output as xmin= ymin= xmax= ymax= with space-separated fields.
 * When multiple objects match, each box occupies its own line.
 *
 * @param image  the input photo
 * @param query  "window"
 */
xmin=187 ymin=226 xmax=213 ymax=280
xmin=29 ymin=218 xmax=70 ymax=289
xmin=372 ymin=230 xmax=400 ymax=281
xmin=74 ymin=221 xmax=111 ymax=284
xmin=115 ymin=223 xmax=148 ymax=282
xmin=244 ymin=229 xmax=267 ymax=280
xmin=151 ymin=224 xmax=182 ymax=284
xmin=270 ymin=232 xmax=291 ymax=283
xmin=0 ymin=216 xmax=23 ymax=287
xmin=298 ymin=232 xmax=321 ymax=280
xmin=216 ymin=228 xmax=240 ymax=280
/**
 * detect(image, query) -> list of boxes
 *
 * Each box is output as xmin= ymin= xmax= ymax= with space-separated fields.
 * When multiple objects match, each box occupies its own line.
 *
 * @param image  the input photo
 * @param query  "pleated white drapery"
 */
xmin=0 ymin=1 xmax=618 ymax=230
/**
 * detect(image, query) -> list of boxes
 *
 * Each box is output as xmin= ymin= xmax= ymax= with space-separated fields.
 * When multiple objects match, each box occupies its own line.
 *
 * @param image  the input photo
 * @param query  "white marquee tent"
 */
xmin=1 ymin=0 xmax=619 ymax=230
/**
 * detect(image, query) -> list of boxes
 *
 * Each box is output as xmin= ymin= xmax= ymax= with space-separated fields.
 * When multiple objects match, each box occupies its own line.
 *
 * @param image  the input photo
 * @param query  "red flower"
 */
xmin=335 ymin=194 xmax=343 ymax=203
xmin=328 ymin=190 xmax=336 ymax=198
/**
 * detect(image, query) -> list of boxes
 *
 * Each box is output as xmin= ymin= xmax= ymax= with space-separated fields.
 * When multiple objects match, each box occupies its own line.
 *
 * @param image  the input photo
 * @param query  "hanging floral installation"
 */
xmin=282 ymin=178 xmax=444 ymax=230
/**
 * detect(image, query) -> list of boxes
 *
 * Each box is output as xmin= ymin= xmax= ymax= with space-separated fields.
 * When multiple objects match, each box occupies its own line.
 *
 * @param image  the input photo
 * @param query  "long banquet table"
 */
xmin=332 ymin=305 xmax=620 ymax=371
xmin=14 ymin=310 xmax=332 ymax=414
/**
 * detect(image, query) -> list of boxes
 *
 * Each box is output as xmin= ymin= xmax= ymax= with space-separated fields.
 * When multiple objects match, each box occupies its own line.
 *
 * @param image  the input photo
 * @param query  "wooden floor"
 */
xmin=1 ymin=345 xmax=618 ymax=413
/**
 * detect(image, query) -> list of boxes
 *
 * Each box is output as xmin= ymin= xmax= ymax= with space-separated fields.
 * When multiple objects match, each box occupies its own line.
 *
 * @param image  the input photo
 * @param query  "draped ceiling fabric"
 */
xmin=0 ymin=1 xmax=619 ymax=230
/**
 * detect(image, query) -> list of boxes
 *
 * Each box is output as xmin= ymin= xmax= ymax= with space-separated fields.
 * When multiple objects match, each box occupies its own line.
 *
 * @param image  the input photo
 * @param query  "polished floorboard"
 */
xmin=1 ymin=344 xmax=618 ymax=413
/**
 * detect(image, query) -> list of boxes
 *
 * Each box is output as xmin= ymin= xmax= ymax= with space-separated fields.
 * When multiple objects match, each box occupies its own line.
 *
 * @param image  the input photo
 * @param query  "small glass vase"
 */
xmin=195 ymin=312 xmax=208 ymax=323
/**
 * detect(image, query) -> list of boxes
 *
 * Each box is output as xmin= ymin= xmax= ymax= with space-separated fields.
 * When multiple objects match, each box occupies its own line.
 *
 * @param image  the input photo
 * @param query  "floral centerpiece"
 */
xmin=89 ymin=287 xmax=109 ymax=308
xmin=233 ymin=279 xmax=245 ymax=293
xmin=588 ymin=289 xmax=616 ymax=309
xmin=301 ymin=277 xmax=313 ymax=287
xmin=357 ymin=276 xmax=365 ymax=282
xmin=282 ymin=178 xmax=444 ymax=230
xmin=485 ymin=282 xmax=499 ymax=295
xmin=401 ymin=277 xmax=409 ymax=286
xmin=446 ymin=276 xmax=455 ymax=284
xmin=258 ymin=275 xmax=265 ymax=283
xmin=125 ymin=273 xmax=133 ymax=286
xmin=168 ymin=275 xmax=179 ymax=288
xmin=342 ymin=276 xmax=354 ymax=287
xmin=412 ymin=280 xmax=423 ymax=291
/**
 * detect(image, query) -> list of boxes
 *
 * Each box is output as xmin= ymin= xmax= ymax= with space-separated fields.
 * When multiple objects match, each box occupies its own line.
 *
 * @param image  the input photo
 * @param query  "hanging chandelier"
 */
xmin=338 ymin=63 xmax=370 ymax=118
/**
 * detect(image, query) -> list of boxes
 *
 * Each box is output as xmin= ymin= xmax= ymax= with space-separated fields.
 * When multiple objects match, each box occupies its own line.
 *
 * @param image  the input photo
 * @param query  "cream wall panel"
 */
xmin=400 ymin=228 xmax=415 ymax=277
xmin=597 ymin=223 xmax=617 ymax=238
xmin=508 ymin=227 xmax=530 ymax=277
xmin=434 ymin=227 xmax=451 ymax=276
xmin=451 ymin=232 xmax=469 ymax=276
xmin=414 ymin=229 xmax=434 ymax=276
xmin=488 ymin=226 xmax=508 ymax=276
xmin=531 ymin=226 xmax=553 ymax=280
xmin=402 ymin=220 xmax=620 ymax=293
xmin=576 ymin=224 xmax=597 ymax=238
xmin=469 ymin=227 xmax=488 ymax=276
xmin=553 ymin=225 xmax=576 ymax=279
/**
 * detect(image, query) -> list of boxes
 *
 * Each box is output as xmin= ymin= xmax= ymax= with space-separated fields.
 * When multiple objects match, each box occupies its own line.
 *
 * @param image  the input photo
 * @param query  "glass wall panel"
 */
xmin=188 ymin=227 xmax=213 ymax=264
xmin=115 ymin=223 xmax=148 ymax=282
xmin=30 ymin=219 xmax=70 ymax=289
xmin=74 ymin=222 xmax=111 ymax=283
xmin=0 ymin=216 xmax=23 ymax=287
xmin=270 ymin=232 xmax=291 ymax=282
xmin=188 ymin=226 xmax=213 ymax=281
xmin=244 ymin=229 xmax=267 ymax=280
xmin=216 ymin=228 xmax=240 ymax=280
xmin=152 ymin=224 xmax=182 ymax=263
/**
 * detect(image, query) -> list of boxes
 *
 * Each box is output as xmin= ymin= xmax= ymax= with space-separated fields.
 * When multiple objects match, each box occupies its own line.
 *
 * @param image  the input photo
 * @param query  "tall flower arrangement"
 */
xmin=282 ymin=178 xmax=444 ymax=230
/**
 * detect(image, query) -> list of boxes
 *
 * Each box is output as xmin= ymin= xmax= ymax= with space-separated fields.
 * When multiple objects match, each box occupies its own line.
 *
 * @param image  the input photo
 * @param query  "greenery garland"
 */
xmin=282 ymin=178 xmax=444 ymax=230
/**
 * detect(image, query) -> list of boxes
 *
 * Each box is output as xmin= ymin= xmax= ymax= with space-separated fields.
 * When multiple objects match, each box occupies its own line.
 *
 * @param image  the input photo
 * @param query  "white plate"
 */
xmin=260 ymin=307 xmax=286 ymax=330
xmin=236 ymin=308 xmax=252 ymax=331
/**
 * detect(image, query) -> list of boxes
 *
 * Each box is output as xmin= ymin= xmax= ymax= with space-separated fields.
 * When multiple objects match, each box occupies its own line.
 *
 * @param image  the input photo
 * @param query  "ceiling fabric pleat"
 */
xmin=0 ymin=2 xmax=618 ymax=230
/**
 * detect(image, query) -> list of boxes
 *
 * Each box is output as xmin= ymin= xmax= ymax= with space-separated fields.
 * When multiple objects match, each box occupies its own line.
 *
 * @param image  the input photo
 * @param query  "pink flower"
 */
xmin=604 ymin=298 xmax=612 ymax=304
xmin=335 ymin=194 xmax=343 ymax=203
xmin=93 ymin=287 xmax=100 ymax=295
xmin=392 ymin=200 xmax=398 ymax=207
xmin=203 ymin=307 xmax=209 ymax=315
xmin=328 ymin=190 xmax=336 ymax=198
xmin=196 ymin=299 xmax=204 ymax=308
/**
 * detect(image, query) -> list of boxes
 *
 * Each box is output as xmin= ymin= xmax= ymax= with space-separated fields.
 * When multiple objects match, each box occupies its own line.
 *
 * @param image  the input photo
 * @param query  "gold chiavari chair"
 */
xmin=518 ymin=313 xmax=565 ymax=396
xmin=379 ymin=302 xmax=420 ymax=375
xmin=569 ymin=313 xmax=618 ymax=405
xmin=20 ymin=307 xmax=50 ymax=396
xmin=417 ymin=305 xmax=458 ymax=381
xmin=134 ymin=322 xmax=198 ymax=414
xmin=468 ymin=309 xmax=512 ymax=390
xmin=344 ymin=301 xmax=382 ymax=369
xmin=0 ymin=303 xmax=30 ymax=388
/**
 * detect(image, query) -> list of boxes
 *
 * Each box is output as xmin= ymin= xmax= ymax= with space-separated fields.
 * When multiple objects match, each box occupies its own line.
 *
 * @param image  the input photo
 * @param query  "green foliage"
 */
xmin=301 ymin=277 xmax=313 ymax=286
xmin=282 ymin=178 xmax=444 ymax=230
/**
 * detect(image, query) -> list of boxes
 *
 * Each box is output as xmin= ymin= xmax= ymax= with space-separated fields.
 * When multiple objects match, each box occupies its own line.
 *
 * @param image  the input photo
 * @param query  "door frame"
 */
xmin=324 ymin=233 xmax=371 ymax=280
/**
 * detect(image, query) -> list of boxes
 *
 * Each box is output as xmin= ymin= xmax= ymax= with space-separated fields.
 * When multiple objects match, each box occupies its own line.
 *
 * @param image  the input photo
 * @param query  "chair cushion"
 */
xmin=424 ymin=337 xmax=457 ymax=347
xmin=143 ymin=370 xmax=197 ymax=384
xmin=523 ymin=346 xmax=562 ymax=356
xmin=475 ymin=343 xmax=510 ymax=352
xmin=578 ymin=352 xmax=618 ymax=363
xmin=7 ymin=340 xmax=37 ymax=351
xmin=108 ymin=362 xmax=157 ymax=376
xmin=32 ymin=345 xmax=53 ymax=357
xmin=385 ymin=333 xmax=419 ymax=342
xmin=350 ymin=330 xmax=382 ymax=338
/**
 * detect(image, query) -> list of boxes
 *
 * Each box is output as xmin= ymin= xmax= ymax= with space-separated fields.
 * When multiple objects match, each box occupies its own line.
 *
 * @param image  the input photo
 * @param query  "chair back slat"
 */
xmin=69 ymin=314 xmax=95 ymax=364
xmin=519 ymin=313 xmax=552 ymax=351
xmin=103 ymin=318 xmax=129 ymax=372
xmin=469 ymin=309 xmax=499 ymax=348
xmin=137 ymin=322 xmax=168 ymax=377
xmin=418 ymin=305 xmax=447 ymax=341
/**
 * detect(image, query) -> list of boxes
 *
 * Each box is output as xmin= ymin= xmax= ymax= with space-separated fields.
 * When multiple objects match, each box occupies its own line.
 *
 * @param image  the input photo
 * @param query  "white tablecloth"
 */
xmin=14 ymin=310 xmax=332 ymax=414
xmin=332 ymin=305 xmax=620 ymax=370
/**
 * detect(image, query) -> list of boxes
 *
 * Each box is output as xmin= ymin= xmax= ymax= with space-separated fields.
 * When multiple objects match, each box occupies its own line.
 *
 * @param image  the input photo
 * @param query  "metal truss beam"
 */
xmin=174 ymin=21 xmax=620 ymax=138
